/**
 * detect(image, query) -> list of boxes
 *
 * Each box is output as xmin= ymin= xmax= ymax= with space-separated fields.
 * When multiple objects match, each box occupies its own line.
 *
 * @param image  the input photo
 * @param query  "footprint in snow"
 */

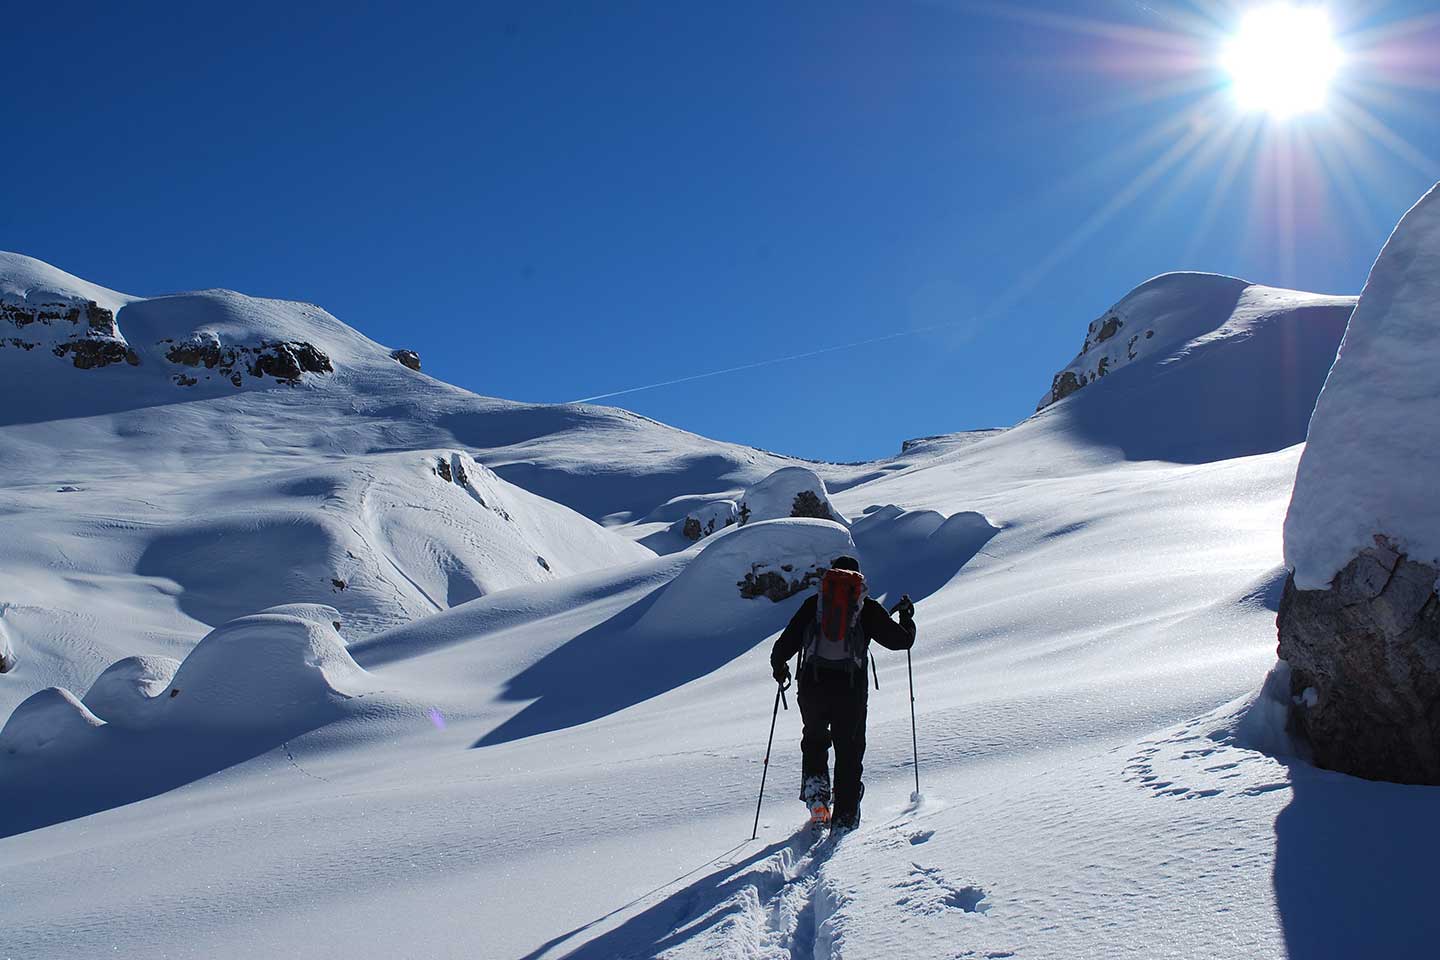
xmin=896 ymin=863 xmax=991 ymax=915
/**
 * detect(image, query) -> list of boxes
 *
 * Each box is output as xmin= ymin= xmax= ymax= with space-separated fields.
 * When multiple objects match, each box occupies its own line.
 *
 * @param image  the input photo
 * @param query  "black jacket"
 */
xmin=771 ymin=595 xmax=915 ymax=673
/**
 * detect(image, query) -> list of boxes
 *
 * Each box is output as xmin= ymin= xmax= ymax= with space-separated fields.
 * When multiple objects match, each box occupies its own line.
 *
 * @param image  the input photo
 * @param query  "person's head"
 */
xmin=830 ymin=555 xmax=861 ymax=573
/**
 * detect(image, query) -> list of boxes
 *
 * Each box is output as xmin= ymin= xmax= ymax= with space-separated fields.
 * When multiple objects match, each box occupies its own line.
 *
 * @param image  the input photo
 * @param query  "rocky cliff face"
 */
xmin=3 ymin=288 xmax=336 ymax=386
xmin=161 ymin=334 xmax=332 ymax=387
xmin=2 ymin=294 xmax=138 ymax=369
xmin=1277 ymin=541 xmax=1440 ymax=784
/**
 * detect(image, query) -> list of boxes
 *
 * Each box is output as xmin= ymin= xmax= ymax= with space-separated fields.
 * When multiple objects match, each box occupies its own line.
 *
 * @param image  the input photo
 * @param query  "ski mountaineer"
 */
xmin=769 ymin=555 xmax=915 ymax=832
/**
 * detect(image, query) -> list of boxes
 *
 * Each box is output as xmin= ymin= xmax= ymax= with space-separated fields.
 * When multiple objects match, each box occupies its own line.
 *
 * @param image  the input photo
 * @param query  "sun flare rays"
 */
xmin=959 ymin=0 xmax=1439 ymax=304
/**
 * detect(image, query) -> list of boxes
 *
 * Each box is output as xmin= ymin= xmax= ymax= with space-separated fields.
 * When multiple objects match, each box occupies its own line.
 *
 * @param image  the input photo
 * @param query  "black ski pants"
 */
xmin=797 ymin=662 xmax=868 ymax=819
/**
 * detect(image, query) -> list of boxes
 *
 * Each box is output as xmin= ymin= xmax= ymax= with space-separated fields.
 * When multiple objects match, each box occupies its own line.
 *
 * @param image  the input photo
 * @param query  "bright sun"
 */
xmin=1223 ymin=4 xmax=1343 ymax=117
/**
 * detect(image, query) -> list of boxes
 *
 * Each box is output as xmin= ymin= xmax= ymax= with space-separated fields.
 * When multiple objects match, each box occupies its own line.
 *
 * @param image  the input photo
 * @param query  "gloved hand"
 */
xmin=894 ymin=594 xmax=915 ymax=623
xmin=773 ymin=662 xmax=791 ymax=686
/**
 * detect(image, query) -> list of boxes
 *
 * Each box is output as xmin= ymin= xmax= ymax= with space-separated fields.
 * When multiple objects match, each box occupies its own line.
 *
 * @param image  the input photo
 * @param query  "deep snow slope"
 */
xmin=7 ymin=253 xmax=1436 ymax=960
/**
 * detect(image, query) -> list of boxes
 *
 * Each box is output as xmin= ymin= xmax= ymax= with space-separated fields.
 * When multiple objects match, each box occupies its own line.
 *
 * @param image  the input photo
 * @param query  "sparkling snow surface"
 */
xmin=4 ymin=252 xmax=1437 ymax=960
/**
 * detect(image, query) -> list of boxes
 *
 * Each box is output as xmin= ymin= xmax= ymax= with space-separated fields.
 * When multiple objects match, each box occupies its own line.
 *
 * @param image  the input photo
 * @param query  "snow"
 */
xmin=0 ymin=686 xmax=103 ymax=758
xmin=81 ymin=654 xmax=181 ymax=729
xmin=2 ymin=244 xmax=1437 ymax=959
xmin=1284 ymin=182 xmax=1440 ymax=588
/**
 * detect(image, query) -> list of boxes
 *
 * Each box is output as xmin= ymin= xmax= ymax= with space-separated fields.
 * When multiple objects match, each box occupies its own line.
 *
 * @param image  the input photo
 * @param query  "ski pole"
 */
xmin=751 ymin=678 xmax=790 ymax=841
xmin=892 ymin=595 xmax=921 ymax=802
xmin=906 ymin=648 xmax=921 ymax=801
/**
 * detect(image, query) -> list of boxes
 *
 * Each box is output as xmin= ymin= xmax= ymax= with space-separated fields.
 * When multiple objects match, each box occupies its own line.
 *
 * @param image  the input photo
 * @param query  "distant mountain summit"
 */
xmin=0 ymin=252 xmax=415 ymax=390
xmin=1035 ymin=271 xmax=1354 ymax=414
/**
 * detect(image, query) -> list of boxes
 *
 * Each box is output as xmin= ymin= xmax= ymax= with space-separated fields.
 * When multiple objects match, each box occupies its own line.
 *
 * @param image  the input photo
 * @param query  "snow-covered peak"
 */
xmin=1284 ymin=182 xmax=1440 ymax=589
xmin=1036 ymin=272 xmax=1252 ymax=410
xmin=118 ymin=289 xmax=389 ymax=370
xmin=0 ymin=251 xmax=137 ymax=314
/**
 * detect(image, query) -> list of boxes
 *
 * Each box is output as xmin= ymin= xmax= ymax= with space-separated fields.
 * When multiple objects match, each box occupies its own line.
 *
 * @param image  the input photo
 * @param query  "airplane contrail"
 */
xmin=569 ymin=320 xmax=968 ymax=404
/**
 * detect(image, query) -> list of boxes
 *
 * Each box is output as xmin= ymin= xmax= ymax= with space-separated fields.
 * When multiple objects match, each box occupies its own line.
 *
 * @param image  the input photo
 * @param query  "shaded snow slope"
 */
xmin=1285 ymin=182 xmax=1440 ymax=589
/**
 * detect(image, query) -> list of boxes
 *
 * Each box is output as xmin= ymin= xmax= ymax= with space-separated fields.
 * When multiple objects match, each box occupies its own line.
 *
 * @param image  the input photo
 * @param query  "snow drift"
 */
xmin=0 ymin=686 xmax=104 ymax=759
xmin=81 ymin=655 xmax=182 ymax=730
xmin=159 ymin=609 xmax=373 ymax=729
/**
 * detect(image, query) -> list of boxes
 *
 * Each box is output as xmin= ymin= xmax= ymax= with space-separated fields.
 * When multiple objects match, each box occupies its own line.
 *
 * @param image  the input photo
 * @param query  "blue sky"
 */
xmin=6 ymin=1 xmax=1437 ymax=461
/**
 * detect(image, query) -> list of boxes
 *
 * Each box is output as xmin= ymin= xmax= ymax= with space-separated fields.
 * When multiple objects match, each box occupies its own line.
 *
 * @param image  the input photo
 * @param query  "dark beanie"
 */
xmin=831 ymin=555 xmax=861 ymax=572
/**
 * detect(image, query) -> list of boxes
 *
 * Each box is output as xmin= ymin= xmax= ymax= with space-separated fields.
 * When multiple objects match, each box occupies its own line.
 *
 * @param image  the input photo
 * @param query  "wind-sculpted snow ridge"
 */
xmin=0 ymin=605 xmax=397 ymax=836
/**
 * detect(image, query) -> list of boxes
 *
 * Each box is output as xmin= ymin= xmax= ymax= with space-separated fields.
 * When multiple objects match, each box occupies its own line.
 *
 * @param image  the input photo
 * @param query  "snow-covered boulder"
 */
xmin=1279 ymin=183 xmax=1440 ymax=784
xmin=1035 ymin=272 xmax=1251 ymax=410
xmin=81 ymin=655 xmax=182 ymax=730
xmin=641 ymin=519 xmax=856 ymax=635
xmin=737 ymin=467 xmax=844 ymax=527
xmin=0 ymin=687 xmax=104 ymax=759
xmin=160 ymin=608 xmax=373 ymax=730
xmin=678 ymin=499 xmax=738 ymax=542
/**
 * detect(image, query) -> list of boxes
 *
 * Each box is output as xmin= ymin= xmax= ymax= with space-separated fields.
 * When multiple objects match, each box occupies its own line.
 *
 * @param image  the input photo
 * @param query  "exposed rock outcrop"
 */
xmin=1277 ymin=541 xmax=1440 ymax=784
xmin=391 ymin=349 xmax=421 ymax=371
xmin=738 ymin=562 xmax=824 ymax=602
xmin=790 ymin=489 xmax=833 ymax=521
xmin=162 ymin=335 xmax=332 ymax=386
xmin=53 ymin=338 xmax=140 ymax=369
xmin=678 ymin=500 xmax=738 ymax=543
xmin=2 ymin=294 xmax=136 ymax=369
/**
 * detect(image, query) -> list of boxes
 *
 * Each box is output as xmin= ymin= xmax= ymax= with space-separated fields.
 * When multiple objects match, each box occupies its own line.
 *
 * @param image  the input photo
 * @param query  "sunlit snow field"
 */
xmin=3 ymin=251 xmax=1437 ymax=959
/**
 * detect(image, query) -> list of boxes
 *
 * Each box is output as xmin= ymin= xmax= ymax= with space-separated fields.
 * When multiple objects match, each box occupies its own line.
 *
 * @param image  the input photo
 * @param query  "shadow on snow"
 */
xmin=474 ymin=518 xmax=997 ymax=749
xmin=1273 ymin=761 xmax=1440 ymax=955
xmin=518 ymin=831 xmax=825 ymax=960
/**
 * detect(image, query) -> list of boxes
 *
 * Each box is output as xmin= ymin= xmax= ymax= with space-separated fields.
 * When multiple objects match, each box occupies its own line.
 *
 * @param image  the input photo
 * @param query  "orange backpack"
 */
xmin=808 ymin=568 xmax=868 ymax=667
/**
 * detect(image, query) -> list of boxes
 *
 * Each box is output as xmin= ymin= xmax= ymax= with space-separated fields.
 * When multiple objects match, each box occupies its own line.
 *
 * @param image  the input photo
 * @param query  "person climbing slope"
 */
xmin=769 ymin=555 xmax=916 ymax=832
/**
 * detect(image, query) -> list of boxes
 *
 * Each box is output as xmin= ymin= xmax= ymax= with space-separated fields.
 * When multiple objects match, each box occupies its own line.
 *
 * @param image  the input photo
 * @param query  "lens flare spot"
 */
xmin=1223 ymin=4 xmax=1343 ymax=117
